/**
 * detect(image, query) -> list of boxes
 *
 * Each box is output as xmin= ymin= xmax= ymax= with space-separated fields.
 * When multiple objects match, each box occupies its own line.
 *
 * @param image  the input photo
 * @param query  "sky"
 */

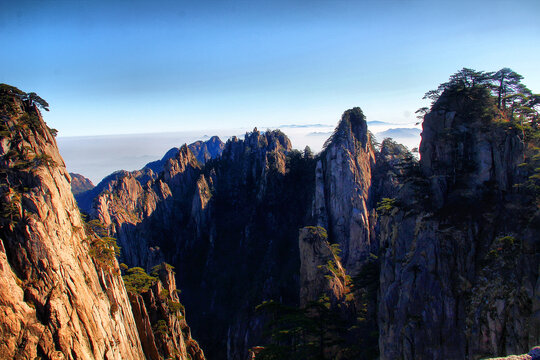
xmin=2 ymin=0 xmax=539 ymax=182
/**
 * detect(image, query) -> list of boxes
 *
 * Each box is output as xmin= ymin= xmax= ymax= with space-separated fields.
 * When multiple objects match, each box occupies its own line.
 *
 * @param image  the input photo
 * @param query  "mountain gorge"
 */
xmin=0 ymin=67 xmax=539 ymax=360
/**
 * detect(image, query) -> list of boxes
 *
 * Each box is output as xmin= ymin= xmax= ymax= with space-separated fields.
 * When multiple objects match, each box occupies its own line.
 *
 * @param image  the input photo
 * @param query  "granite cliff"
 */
xmin=0 ymin=85 xmax=145 ymax=359
xmin=378 ymin=84 xmax=539 ymax=359
xmin=0 ymin=84 xmax=205 ymax=360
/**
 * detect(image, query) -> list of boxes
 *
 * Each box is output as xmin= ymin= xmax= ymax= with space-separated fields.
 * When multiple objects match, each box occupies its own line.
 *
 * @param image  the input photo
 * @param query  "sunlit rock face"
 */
xmin=0 ymin=87 xmax=145 ymax=359
xmin=128 ymin=264 xmax=206 ymax=360
xmin=314 ymin=107 xmax=377 ymax=274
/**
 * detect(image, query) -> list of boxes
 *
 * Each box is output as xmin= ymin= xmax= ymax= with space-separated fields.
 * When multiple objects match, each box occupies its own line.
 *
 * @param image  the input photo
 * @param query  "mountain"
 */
xmin=2 ymin=67 xmax=539 ymax=360
xmin=144 ymin=135 xmax=224 ymax=174
xmin=69 ymin=172 xmax=95 ymax=194
xmin=0 ymin=84 xmax=205 ymax=360
xmin=375 ymin=127 xmax=421 ymax=138
xmin=81 ymin=73 xmax=539 ymax=359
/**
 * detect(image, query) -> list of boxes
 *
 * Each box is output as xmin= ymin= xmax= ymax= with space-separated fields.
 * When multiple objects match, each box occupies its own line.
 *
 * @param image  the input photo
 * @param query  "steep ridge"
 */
xmin=314 ymin=107 xmax=377 ymax=274
xmin=0 ymin=85 xmax=145 ymax=359
xmin=144 ymin=135 xmax=224 ymax=174
xmin=75 ymin=136 xmax=223 ymax=214
xmin=86 ymin=127 xmax=317 ymax=359
xmin=69 ymin=70 xmax=539 ymax=359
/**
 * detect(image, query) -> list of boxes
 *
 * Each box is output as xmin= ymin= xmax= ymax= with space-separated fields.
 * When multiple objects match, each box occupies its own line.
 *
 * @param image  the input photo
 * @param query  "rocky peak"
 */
xmin=314 ymin=107 xmax=376 ymax=273
xmin=372 ymin=138 xmax=416 ymax=201
xmin=145 ymin=136 xmax=224 ymax=175
xmin=299 ymin=226 xmax=350 ymax=307
xmin=325 ymin=107 xmax=369 ymax=150
xmin=419 ymin=90 xmax=524 ymax=207
xmin=162 ymin=144 xmax=201 ymax=194
xmin=188 ymin=135 xmax=225 ymax=165
xmin=128 ymin=263 xmax=206 ymax=360
xmin=69 ymin=172 xmax=95 ymax=195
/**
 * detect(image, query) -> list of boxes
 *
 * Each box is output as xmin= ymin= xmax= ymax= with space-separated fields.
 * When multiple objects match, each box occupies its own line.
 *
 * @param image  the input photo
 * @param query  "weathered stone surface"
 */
xmin=0 ymin=89 xmax=145 ymax=359
xmin=314 ymin=107 xmax=376 ymax=274
xmin=299 ymin=226 xmax=348 ymax=307
xmin=378 ymin=91 xmax=539 ymax=359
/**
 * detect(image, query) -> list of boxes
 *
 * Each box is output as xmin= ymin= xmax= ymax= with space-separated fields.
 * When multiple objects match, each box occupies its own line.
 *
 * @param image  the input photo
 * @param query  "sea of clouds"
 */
xmin=57 ymin=122 xmax=421 ymax=185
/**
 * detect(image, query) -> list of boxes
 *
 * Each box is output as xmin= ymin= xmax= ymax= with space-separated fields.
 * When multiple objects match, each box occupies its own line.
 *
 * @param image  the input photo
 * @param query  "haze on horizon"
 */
xmin=2 ymin=0 xmax=539 ymax=137
xmin=2 ymin=0 xmax=539 ymax=182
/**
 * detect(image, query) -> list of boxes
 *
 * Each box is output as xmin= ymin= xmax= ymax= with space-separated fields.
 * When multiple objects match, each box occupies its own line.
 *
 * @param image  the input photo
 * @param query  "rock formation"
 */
xmin=144 ymin=135 xmax=224 ymax=175
xmin=314 ymin=107 xmax=377 ymax=274
xmin=0 ymin=85 xmax=145 ymax=359
xmin=10 ymin=69 xmax=536 ymax=360
xmin=128 ymin=263 xmax=205 ymax=360
xmin=298 ymin=226 xmax=350 ymax=307
xmin=69 ymin=172 xmax=94 ymax=195
xmin=0 ymin=85 xmax=206 ymax=360
xmin=378 ymin=88 xmax=539 ymax=359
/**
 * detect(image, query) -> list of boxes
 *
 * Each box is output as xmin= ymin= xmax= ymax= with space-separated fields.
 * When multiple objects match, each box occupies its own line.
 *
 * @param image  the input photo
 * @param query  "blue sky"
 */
xmin=2 ymin=0 xmax=539 ymax=138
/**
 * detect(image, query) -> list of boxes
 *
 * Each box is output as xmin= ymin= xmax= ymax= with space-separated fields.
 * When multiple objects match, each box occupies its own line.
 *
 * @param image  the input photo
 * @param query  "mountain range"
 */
xmin=1 ymin=68 xmax=539 ymax=360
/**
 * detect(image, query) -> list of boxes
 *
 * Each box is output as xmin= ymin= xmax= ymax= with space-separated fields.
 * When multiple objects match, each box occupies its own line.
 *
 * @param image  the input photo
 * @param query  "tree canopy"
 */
xmin=421 ymin=67 xmax=538 ymax=126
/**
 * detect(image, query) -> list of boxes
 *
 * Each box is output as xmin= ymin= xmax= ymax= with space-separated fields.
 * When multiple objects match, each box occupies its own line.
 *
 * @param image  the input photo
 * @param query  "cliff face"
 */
xmin=68 ymin=95 xmax=537 ymax=360
xmin=314 ymin=107 xmax=377 ymax=274
xmin=0 ymin=87 xmax=145 ymax=359
xmin=298 ymin=226 xmax=349 ymax=307
xmin=128 ymin=263 xmax=205 ymax=360
xmin=85 ymin=127 xmax=316 ymax=359
xmin=378 ymin=91 xmax=539 ymax=359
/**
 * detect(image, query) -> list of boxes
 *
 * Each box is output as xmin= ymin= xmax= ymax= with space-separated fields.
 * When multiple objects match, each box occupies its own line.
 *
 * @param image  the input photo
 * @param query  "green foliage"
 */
xmin=47 ymin=127 xmax=58 ymax=137
xmin=419 ymin=67 xmax=539 ymax=127
xmin=25 ymin=92 xmax=49 ymax=111
xmin=83 ymin=218 xmax=120 ymax=269
xmin=32 ymin=153 xmax=56 ymax=167
xmin=150 ymin=262 xmax=175 ymax=276
xmin=376 ymin=197 xmax=397 ymax=214
xmin=304 ymin=226 xmax=328 ymax=240
xmin=85 ymin=219 xmax=108 ymax=237
xmin=0 ymin=190 xmax=21 ymax=226
xmin=255 ymin=295 xmax=351 ymax=360
xmin=160 ymin=289 xmax=170 ymax=300
xmin=153 ymin=319 xmax=169 ymax=336
xmin=122 ymin=267 xmax=157 ymax=294
xmin=167 ymin=299 xmax=185 ymax=314
xmin=329 ymin=243 xmax=341 ymax=259
xmin=88 ymin=236 xmax=121 ymax=269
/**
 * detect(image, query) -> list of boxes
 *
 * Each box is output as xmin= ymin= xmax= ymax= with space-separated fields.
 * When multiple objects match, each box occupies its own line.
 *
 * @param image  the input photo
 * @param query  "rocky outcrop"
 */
xmin=86 ymin=127 xmax=313 ymax=359
xmin=128 ymin=263 xmax=205 ymax=360
xmin=314 ymin=108 xmax=377 ymax=274
xmin=378 ymin=90 xmax=539 ymax=359
xmin=69 ymin=172 xmax=94 ymax=195
xmin=187 ymin=136 xmax=225 ymax=165
xmin=0 ymin=86 xmax=145 ymax=359
xmin=299 ymin=226 xmax=349 ymax=307
xmin=144 ymin=136 xmax=224 ymax=175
